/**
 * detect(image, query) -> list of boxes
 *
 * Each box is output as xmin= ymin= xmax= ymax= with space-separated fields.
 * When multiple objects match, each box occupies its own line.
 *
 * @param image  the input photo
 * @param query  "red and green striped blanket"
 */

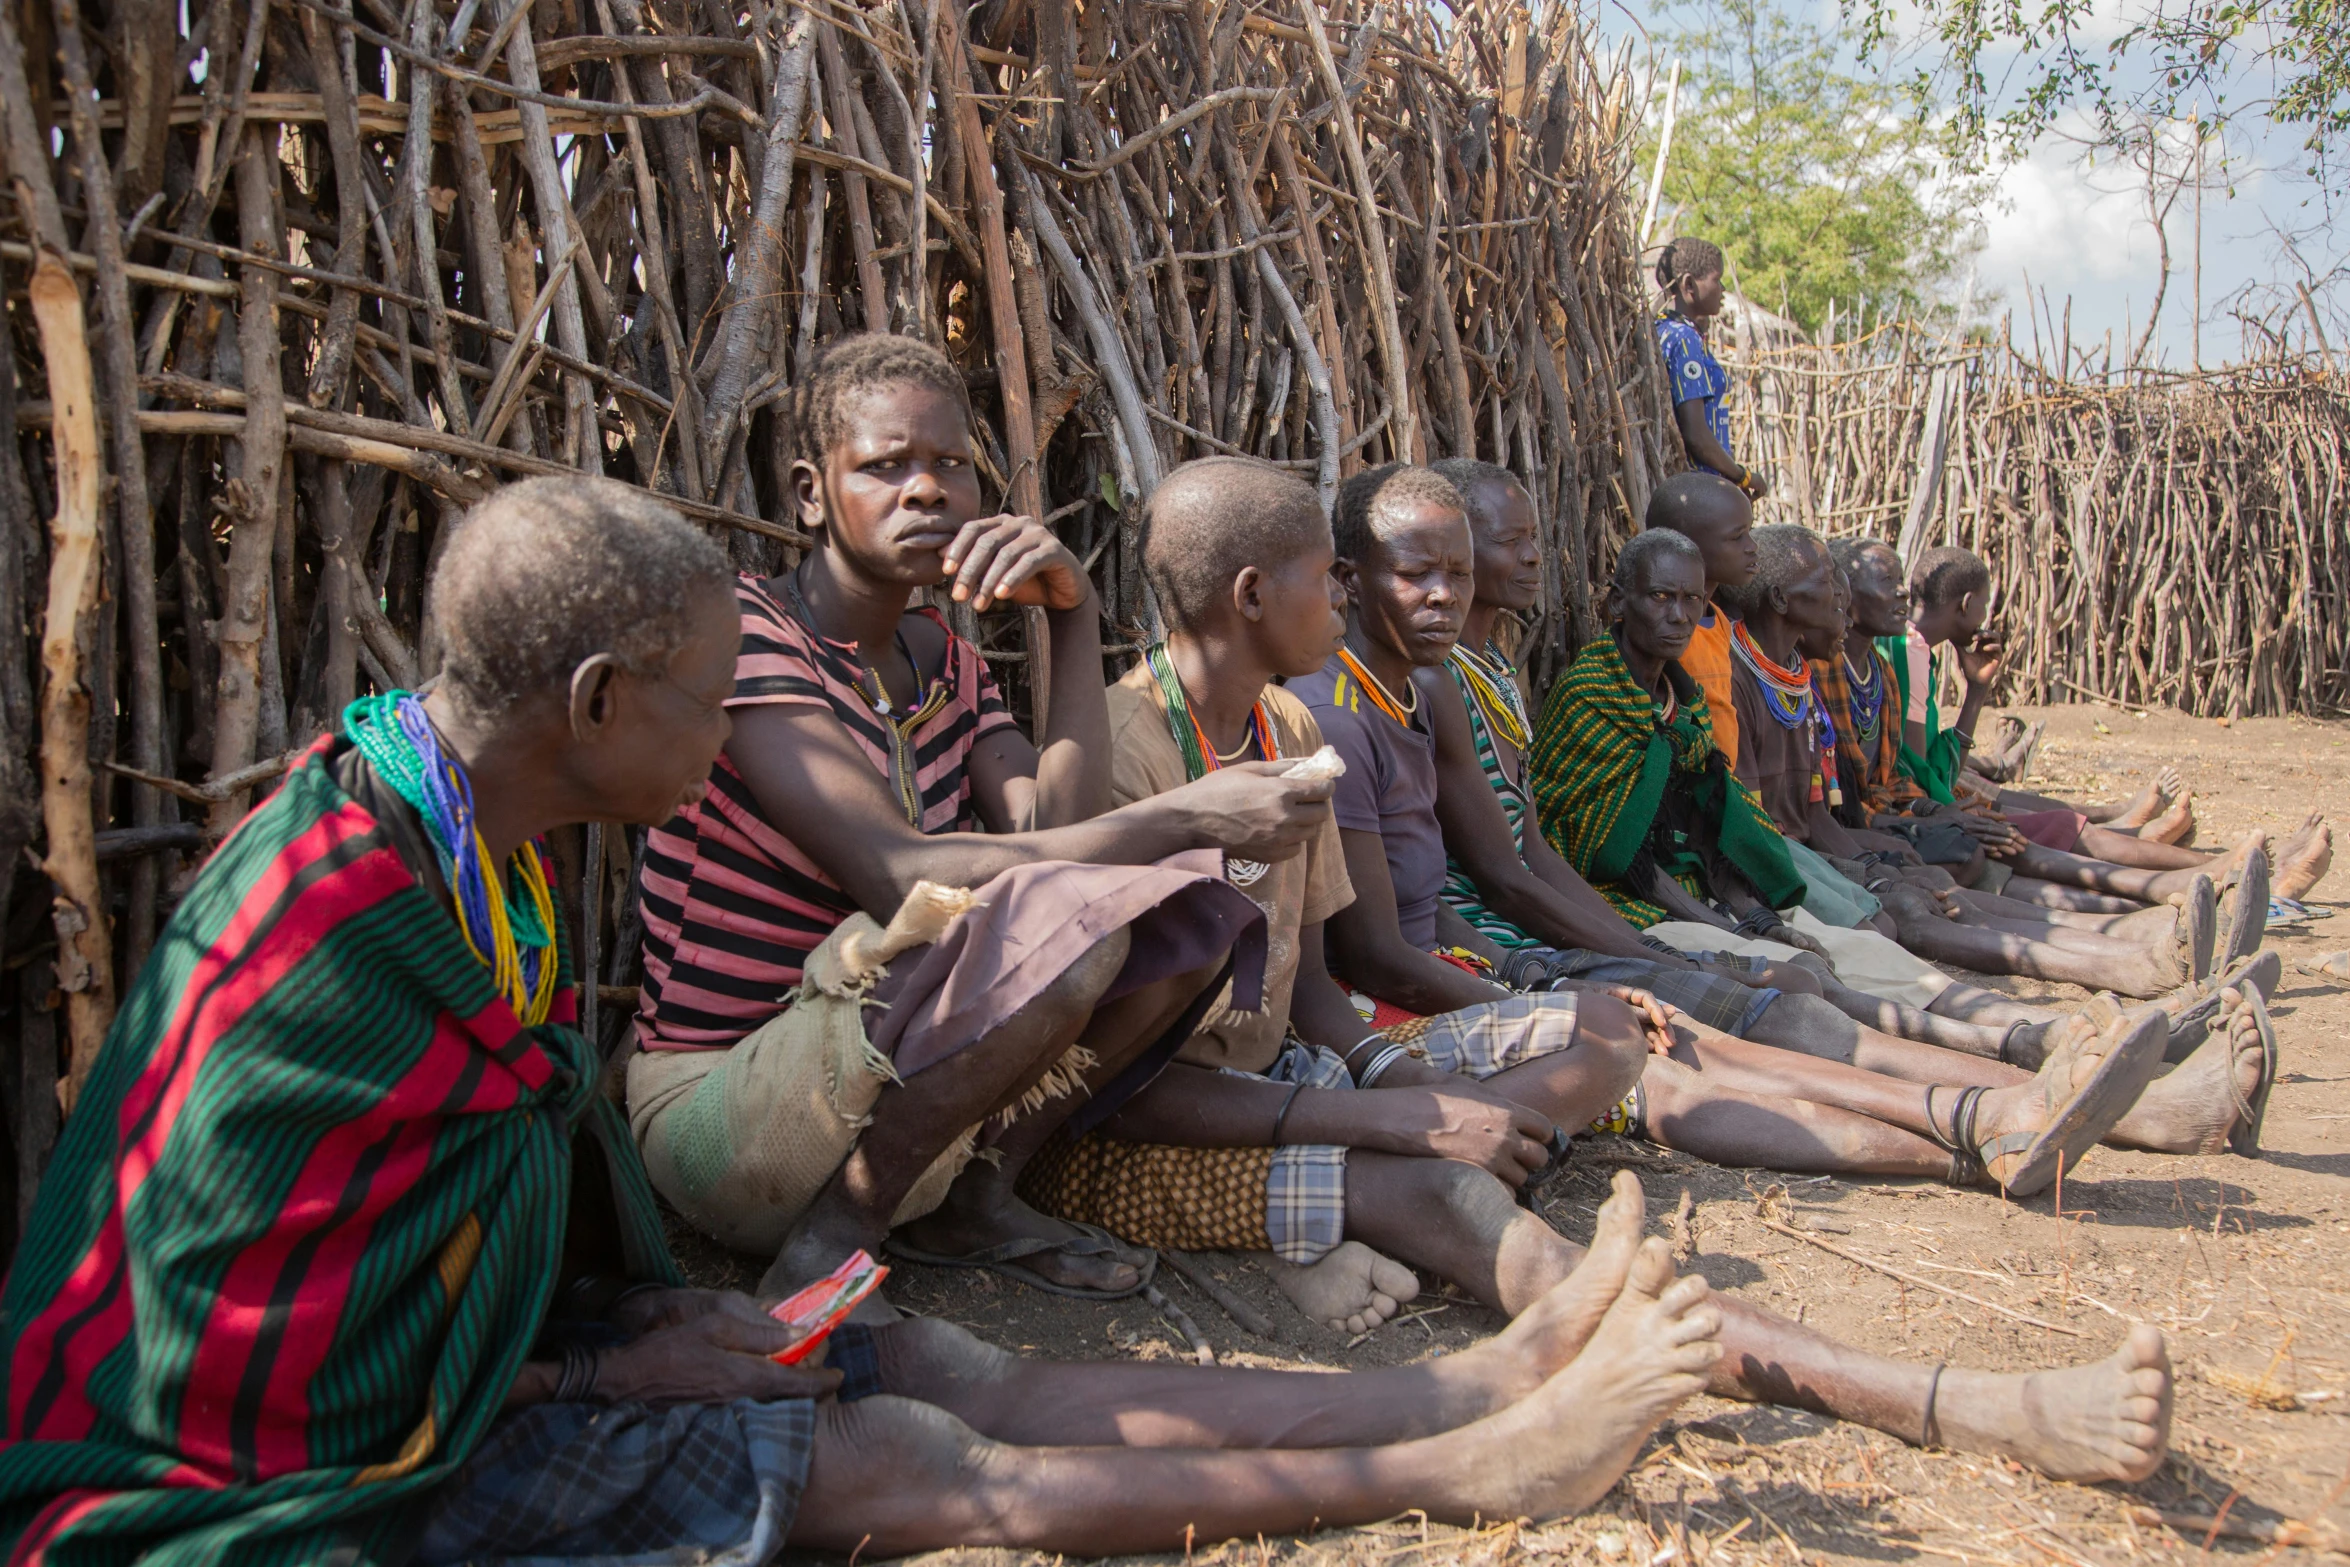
xmin=0 ymin=737 xmax=680 ymax=1565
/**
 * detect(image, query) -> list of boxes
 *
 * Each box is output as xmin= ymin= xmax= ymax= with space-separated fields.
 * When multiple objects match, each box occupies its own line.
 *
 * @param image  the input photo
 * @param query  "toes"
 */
xmin=1370 ymin=1291 xmax=1399 ymax=1317
xmin=1369 ymin=1258 xmax=1422 ymax=1306
xmin=1624 ymin=1236 xmax=1678 ymax=1302
xmin=1659 ymin=1274 xmax=1713 ymax=1314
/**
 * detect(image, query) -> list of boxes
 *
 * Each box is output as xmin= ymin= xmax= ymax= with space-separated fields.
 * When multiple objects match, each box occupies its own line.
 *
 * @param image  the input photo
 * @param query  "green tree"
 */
xmin=1865 ymin=0 xmax=2348 ymax=173
xmin=1643 ymin=0 xmax=1984 ymax=333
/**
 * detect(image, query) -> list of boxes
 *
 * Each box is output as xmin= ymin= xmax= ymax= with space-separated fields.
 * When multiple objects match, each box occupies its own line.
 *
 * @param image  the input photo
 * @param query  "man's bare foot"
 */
xmin=2275 ymin=818 xmax=2332 ymax=900
xmin=1453 ymin=1170 xmax=1649 ymax=1405
xmin=2007 ymin=719 xmax=2046 ymax=779
xmin=1928 ymin=1324 xmax=2172 ymax=1481
xmin=1443 ymin=1237 xmax=1721 ymax=1521
xmin=2141 ymin=788 xmax=2196 ymax=846
xmin=1270 ymin=1242 xmax=1422 ymax=1335
xmin=2110 ymin=776 xmax=2167 ymax=830
xmin=2106 ymin=988 xmax=2270 ymax=1152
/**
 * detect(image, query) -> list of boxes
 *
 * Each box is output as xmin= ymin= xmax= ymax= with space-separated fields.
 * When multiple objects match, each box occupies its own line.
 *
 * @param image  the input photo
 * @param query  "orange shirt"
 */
xmin=1679 ymin=605 xmax=1739 ymax=770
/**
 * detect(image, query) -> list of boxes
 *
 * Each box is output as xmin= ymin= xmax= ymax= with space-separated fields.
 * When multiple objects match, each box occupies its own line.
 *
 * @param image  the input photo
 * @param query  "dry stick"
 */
xmin=815 ymin=22 xmax=888 ymax=334
xmin=1019 ymin=162 xmax=1162 ymax=496
xmin=106 ymin=748 xmax=310 ymax=806
xmin=205 ymin=126 xmax=289 ymax=836
xmin=55 ymin=0 xmax=169 ymax=969
xmin=1301 ymin=2 xmax=1415 ymax=461
xmin=28 ymin=395 xmax=807 ymax=544
xmin=945 ymin=13 xmax=1048 ymax=730
xmin=27 ymin=254 xmax=117 ymax=1115
xmin=696 ymin=6 xmax=818 ymax=490
xmin=1756 ymin=1219 xmax=2086 ymax=1337
xmin=1158 ymin=1249 xmax=1279 ymax=1339
xmin=593 ymin=0 xmax=702 ymax=496
xmin=495 ymin=0 xmax=600 ymax=468
xmin=404 ymin=0 xmax=474 ymax=437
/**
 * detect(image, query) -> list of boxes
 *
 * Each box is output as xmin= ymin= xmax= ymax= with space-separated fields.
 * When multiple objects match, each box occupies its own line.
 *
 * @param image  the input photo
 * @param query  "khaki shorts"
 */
xmin=629 ymin=915 xmax=974 ymax=1256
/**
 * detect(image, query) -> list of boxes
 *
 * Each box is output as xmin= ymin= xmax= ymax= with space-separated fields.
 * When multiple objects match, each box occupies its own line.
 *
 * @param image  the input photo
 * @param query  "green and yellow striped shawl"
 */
xmin=0 ymin=736 xmax=681 ymax=1565
xmin=1527 ymin=633 xmax=1806 ymax=925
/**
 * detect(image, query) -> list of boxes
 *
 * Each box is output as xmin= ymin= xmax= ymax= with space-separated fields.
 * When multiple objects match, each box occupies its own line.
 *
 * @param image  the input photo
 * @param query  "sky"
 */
xmin=1602 ymin=0 xmax=2344 ymax=368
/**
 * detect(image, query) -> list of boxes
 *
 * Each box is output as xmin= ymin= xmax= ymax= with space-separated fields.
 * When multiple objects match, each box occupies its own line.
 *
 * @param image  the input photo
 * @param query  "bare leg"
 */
xmin=1994 ymin=876 xmax=2149 ymax=913
xmin=886 ymin=954 xmax=1226 ymax=1296
xmin=832 ymin=1180 xmax=2169 ymax=1511
xmin=1479 ymin=991 xmax=1653 ymax=1130
xmin=2075 ymin=823 xmax=2217 ymax=869
xmin=2004 ymin=831 xmax=2262 ymax=902
xmin=789 ymin=1238 xmax=1720 ymax=1552
xmin=1739 ymin=993 xmax=2021 ymax=1080
xmin=1812 ymin=979 xmax=2047 ymax=1057
xmin=1949 ymin=889 xmax=2177 ymax=935
xmin=1883 ymin=897 xmax=2187 ymax=996
xmin=878 ymin=1171 xmax=1657 ymax=1448
xmin=763 ymin=932 xmax=1147 ymax=1297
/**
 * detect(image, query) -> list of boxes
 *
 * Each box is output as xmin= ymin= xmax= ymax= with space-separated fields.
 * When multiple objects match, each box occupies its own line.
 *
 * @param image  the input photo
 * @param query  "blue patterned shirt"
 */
xmin=1657 ymin=315 xmax=1732 ymax=472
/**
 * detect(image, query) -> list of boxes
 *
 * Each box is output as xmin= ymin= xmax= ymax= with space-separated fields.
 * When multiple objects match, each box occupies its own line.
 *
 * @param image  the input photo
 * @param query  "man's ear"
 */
xmin=791 ymin=457 xmax=826 ymax=533
xmin=1233 ymin=564 xmax=1266 ymax=623
xmin=1603 ymin=583 xmax=1626 ymax=624
xmin=568 ymin=653 xmax=625 ymax=741
xmin=1332 ymin=555 xmax=1361 ymax=603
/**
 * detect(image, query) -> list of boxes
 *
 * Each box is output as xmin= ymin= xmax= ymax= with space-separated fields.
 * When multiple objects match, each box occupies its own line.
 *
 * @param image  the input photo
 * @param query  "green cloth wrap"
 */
xmin=1875 ymin=633 xmax=1965 ymax=804
xmin=1528 ymin=634 xmax=1807 ymax=926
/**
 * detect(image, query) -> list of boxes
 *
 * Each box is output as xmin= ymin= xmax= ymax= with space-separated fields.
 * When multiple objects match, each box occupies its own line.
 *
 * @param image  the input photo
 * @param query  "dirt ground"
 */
xmin=676 ymin=702 xmax=2350 ymax=1567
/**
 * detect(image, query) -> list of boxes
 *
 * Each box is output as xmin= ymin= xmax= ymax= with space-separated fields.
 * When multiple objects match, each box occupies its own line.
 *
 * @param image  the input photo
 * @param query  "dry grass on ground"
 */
xmin=672 ymin=702 xmax=2350 ymax=1567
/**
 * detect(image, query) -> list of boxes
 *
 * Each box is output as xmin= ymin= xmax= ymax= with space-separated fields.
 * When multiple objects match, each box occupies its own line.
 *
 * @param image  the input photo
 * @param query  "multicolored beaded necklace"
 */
xmin=1728 ymin=622 xmax=1815 ymax=728
xmin=1844 ymin=649 xmax=1887 ymax=752
xmin=1144 ymin=641 xmax=1278 ymax=781
xmin=1448 ymin=641 xmax=1529 ymax=753
xmin=1729 ymin=624 xmax=1841 ymax=805
xmin=1335 ymin=645 xmax=1418 ymax=727
xmin=345 ymin=692 xmax=559 ymax=1026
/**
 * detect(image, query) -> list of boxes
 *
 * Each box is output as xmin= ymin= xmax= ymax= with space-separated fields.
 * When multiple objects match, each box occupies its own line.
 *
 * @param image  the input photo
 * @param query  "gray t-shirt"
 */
xmin=1292 ymin=655 xmax=1447 ymax=950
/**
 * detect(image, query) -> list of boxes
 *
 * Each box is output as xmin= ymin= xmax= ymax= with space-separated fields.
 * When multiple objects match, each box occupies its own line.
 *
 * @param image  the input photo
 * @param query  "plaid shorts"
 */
xmin=1023 ymin=993 xmax=1592 ymax=1266
xmin=1496 ymin=945 xmax=1779 ymax=1037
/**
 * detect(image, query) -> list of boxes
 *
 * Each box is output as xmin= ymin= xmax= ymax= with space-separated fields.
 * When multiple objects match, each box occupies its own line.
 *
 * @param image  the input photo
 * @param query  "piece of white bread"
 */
xmin=1282 ymin=744 xmax=1347 ymax=782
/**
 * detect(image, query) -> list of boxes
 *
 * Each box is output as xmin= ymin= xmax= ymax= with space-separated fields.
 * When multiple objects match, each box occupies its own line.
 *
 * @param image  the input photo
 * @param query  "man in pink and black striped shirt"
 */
xmin=630 ymin=335 xmax=1332 ymax=1300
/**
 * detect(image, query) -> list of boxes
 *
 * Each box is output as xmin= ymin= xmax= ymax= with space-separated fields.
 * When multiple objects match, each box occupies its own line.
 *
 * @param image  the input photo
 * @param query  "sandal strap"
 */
xmin=1924 ymin=1085 xmax=1990 ymax=1186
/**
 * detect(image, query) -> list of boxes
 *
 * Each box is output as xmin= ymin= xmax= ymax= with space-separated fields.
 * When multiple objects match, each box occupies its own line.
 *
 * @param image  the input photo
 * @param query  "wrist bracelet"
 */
xmin=554 ymin=1341 xmax=603 ymax=1403
xmin=1269 ymin=1082 xmax=1306 ymax=1145
xmin=1339 ymin=1034 xmax=1386 ymax=1070
xmin=1357 ymin=1043 xmax=1410 ymax=1088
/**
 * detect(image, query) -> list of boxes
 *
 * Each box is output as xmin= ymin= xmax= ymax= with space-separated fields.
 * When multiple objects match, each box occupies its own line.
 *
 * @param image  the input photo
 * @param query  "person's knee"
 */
xmin=1750 ymin=960 xmax=1822 ymax=996
xmin=1573 ymin=992 xmax=1651 ymax=1102
xmin=796 ymin=1395 xmax=1001 ymax=1554
xmin=1015 ymin=927 xmax=1132 ymax=1040
xmin=874 ymin=1315 xmax=1016 ymax=1400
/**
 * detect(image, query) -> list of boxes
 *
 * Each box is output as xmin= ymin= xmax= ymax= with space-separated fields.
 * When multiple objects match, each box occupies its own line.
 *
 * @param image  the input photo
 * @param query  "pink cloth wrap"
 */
xmin=2006 ymin=808 xmax=2088 ymax=852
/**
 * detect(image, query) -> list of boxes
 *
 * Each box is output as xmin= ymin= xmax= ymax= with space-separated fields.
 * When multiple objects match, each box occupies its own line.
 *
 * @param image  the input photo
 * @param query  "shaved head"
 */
xmin=1142 ymin=456 xmax=1331 ymax=632
xmin=1645 ymin=470 xmax=1747 ymax=536
xmin=1718 ymin=524 xmax=1828 ymax=619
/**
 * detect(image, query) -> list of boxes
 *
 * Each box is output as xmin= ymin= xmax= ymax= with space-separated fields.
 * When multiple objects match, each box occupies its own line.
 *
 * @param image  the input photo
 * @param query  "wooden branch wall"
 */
xmin=0 ymin=0 xmax=1677 ymax=1225
xmin=1721 ymin=324 xmax=2350 ymax=722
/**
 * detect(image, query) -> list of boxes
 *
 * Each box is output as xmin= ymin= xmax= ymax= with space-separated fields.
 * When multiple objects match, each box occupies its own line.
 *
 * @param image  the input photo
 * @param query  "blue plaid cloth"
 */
xmin=1253 ymin=1042 xmax=1355 ymax=1265
xmin=417 ymin=1325 xmax=888 ymax=1565
xmin=418 ymin=1398 xmax=816 ymax=1566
